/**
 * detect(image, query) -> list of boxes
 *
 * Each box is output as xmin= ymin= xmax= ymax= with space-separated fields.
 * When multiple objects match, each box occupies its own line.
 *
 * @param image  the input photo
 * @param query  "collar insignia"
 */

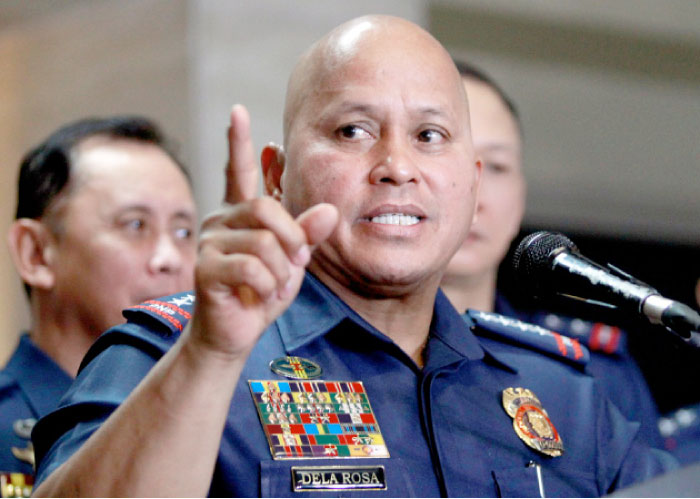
xmin=502 ymin=387 xmax=564 ymax=457
xmin=10 ymin=419 xmax=36 ymax=468
xmin=270 ymin=356 xmax=322 ymax=380
xmin=11 ymin=420 xmax=34 ymax=440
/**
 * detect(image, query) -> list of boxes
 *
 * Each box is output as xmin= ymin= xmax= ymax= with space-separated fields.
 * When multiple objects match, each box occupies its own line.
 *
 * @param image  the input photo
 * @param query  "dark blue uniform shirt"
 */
xmin=493 ymin=296 xmax=663 ymax=449
xmin=0 ymin=334 xmax=72 ymax=491
xmin=34 ymin=274 xmax=674 ymax=497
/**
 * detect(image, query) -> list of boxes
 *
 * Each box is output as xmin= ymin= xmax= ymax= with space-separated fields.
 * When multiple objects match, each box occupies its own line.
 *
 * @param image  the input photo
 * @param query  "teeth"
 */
xmin=370 ymin=213 xmax=420 ymax=226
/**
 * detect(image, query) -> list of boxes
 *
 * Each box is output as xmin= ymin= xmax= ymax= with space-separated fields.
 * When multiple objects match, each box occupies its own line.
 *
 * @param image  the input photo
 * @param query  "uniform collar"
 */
xmin=275 ymin=273 xmax=353 ymax=352
xmin=4 ymin=334 xmax=72 ymax=417
xmin=494 ymin=293 xmax=519 ymax=317
xmin=428 ymin=289 xmax=486 ymax=364
xmin=277 ymin=273 xmax=489 ymax=368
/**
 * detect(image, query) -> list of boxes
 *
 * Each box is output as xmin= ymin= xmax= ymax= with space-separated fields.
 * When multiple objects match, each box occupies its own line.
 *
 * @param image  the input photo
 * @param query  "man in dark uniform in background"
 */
xmin=32 ymin=16 xmax=674 ymax=497
xmin=441 ymin=61 xmax=663 ymax=449
xmin=0 ymin=116 xmax=197 ymax=496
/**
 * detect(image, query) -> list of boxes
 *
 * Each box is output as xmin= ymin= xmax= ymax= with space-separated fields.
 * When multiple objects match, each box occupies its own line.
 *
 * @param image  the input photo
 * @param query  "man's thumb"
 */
xmin=296 ymin=203 xmax=339 ymax=247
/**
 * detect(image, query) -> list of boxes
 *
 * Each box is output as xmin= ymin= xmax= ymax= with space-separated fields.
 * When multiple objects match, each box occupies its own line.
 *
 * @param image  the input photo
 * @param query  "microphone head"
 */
xmin=511 ymin=231 xmax=578 ymax=294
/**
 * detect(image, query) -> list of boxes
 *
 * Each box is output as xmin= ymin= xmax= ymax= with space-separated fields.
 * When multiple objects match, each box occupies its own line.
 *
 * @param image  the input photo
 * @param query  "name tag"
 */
xmin=291 ymin=466 xmax=386 ymax=492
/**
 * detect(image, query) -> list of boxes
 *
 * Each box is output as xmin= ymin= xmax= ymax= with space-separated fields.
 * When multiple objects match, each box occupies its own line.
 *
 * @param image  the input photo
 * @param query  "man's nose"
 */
xmin=148 ymin=233 xmax=183 ymax=275
xmin=368 ymin=137 xmax=420 ymax=187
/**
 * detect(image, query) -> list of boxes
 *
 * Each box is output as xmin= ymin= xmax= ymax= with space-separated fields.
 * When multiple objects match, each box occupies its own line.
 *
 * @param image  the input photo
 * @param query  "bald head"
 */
xmin=283 ymin=15 xmax=469 ymax=146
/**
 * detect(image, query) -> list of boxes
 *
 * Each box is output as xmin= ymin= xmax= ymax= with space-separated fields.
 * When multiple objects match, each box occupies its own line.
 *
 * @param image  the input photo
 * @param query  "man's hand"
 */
xmin=188 ymin=104 xmax=338 ymax=358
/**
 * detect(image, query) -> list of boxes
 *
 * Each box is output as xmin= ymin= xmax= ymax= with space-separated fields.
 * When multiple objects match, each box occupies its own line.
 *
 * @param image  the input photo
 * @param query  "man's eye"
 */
xmin=174 ymin=227 xmax=193 ymax=240
xmin=125 ymin=219 xmax=145 ymax=231
xmin=417 ymin=129 xmax=446 ymax=143
xmin=337 ymin=125 xmax=371 ymax=140
xmin=484 ymin=162 xmax=508 ymax=174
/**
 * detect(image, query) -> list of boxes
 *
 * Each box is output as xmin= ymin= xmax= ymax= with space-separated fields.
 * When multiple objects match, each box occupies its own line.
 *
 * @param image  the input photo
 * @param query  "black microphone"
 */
xmin=511 ymin=231 xmax=700 ymax=340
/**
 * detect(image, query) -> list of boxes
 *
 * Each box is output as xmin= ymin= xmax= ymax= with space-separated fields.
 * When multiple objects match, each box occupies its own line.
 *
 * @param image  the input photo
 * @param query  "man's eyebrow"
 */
xmin=115 ymin=205 xmax=195 ymax=220
xmin=331 ymin=102 xmax=377 ymax=115
xmin=414 ymin=106 xmax=450 ymax=119
xmin=172 ymin=210 xmax=195 ymax=221
xmin=479 ymin=143 xmax=518 ymax=153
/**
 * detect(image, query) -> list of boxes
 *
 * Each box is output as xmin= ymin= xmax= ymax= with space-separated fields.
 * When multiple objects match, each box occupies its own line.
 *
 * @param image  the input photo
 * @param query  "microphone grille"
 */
xmin=511 ymin=231 xmax=578 ymax=290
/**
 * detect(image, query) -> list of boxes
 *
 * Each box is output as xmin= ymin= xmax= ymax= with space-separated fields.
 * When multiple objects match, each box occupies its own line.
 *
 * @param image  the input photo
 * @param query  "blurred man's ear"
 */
xmin=695 ymin=277 xmax=700 ymax=309
xmin=471 ymin=159 xmax=483 ymax=225
xmin=261 ymin=143 xmax=285 ymax=199
xmin=7 ymin=219 xmax=57 ymax=292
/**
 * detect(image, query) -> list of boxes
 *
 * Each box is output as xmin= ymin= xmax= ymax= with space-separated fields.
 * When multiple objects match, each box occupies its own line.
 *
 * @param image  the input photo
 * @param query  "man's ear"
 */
xmin=7 ymin=219 xmax=57 ymax=291
xmin=261 ymin=143 xmax=285 ymax=199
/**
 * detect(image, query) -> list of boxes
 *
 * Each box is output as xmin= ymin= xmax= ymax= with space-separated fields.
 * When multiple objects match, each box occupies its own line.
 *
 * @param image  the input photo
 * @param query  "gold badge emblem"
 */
xmin=502 ymin=387 xmax=564 ymax=457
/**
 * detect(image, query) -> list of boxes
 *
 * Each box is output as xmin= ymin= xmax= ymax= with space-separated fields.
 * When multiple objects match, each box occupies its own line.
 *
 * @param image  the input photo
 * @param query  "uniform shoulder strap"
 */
xmin=466 ymin=309 xmax=591 ymax=368
xmin=528 ymin=311 xmax=626 ymax=356
xmin=122 ymin=292 xmax=196 ymax=336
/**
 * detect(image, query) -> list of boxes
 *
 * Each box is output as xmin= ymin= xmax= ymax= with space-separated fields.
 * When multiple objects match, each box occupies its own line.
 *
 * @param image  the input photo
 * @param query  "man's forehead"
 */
xmin=284 ymin=15 xmax=468 ymax=140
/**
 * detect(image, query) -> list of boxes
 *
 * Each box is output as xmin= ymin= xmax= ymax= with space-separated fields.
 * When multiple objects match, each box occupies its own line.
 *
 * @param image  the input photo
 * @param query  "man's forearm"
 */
xmin=33 ymin=326 xmax=246 ymax=497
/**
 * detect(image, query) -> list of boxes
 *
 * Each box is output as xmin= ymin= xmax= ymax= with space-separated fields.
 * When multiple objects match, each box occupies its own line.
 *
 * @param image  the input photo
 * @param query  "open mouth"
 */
xmin=368 ymin=213 xmax=421 ymax=226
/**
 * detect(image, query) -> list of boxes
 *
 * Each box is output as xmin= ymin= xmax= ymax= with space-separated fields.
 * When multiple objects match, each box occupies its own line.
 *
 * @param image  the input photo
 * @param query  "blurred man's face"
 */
xmin=445 ymin=77 xmax=525 ymax=284
xmin=46 ymin=137 xmax=197 ymax=334
xmin=280 ymin=20 xmax=480 ymax=295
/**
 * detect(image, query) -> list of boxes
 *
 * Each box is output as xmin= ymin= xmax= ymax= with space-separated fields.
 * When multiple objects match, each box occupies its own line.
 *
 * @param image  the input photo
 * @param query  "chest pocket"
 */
xmin=260 ymin=458 xmax=415 ymax=497
xmin=492 ymin=465 xmax=598 ymax=498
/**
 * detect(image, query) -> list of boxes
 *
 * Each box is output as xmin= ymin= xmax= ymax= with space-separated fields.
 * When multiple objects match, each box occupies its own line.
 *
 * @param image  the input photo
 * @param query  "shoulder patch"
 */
xmin=530 ymin=312 xmax=626 ymax=356
xmin=122 ymin=292 xmax=195 ymax=336
xmin=466 ymin=310 xmax=590 ymax=368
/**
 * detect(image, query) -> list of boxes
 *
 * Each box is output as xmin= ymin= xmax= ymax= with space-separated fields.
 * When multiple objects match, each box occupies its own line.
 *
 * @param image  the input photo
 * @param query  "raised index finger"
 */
xmin=225 ymin=104 xmax=259 ymax=204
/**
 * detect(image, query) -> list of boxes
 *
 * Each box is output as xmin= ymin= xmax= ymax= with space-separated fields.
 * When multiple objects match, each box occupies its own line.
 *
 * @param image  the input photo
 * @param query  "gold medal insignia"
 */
xmin=502 ymin=387 xmax=564 ymax=457
xmin=0 ymin=473 xmax=33 ymax=498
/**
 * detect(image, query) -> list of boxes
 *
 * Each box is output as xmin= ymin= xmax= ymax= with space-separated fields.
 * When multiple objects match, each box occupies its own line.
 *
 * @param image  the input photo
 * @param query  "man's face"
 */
xmin=46 ymin=137 xmax=197 ymax=335
xmin=281 ymin=23 xmax=479 ymax=295
xmin=445 ymin=78 xmax=525 ymax=282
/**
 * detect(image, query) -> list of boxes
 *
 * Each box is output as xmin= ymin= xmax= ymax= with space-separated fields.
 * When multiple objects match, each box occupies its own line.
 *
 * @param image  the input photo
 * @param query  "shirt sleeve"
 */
xmin=33 ymin=341 xmax=160 ymax=486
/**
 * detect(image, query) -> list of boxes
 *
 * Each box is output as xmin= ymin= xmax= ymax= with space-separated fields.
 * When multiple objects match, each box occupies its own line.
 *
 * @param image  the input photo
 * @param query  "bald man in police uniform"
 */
xmin=33 ymin=16 xmax=674 ymax=497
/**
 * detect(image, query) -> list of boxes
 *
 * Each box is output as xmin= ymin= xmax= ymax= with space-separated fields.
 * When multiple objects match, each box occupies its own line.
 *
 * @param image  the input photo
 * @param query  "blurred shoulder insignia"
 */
xmin=502 ymin=387 xmax=564 ymax=457
xmin=467 ymin=310 xmax=590 ymax=367
xmin=0 ymin=472 xmax=33 ymax=498
xmin=123 ymin=292 xmax=196 ymax=334
xmin=249 ymin=380 xmax=389 ymax=460
xmin=270 ymin=357 xmax=322 ymax=380
xmin=533 ymin=313 xmax=625 ymax=355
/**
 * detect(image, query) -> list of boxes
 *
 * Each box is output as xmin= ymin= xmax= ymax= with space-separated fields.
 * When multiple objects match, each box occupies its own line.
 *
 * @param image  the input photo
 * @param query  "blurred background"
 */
xmin=1 ymin=0 xmax=698 ymax=408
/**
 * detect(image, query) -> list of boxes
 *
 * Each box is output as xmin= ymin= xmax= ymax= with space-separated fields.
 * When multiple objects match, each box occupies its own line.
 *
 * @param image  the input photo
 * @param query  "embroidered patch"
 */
xmin=502 ymin=387 xmax=564 ymax=457
xmin=249 ymin=380 xmax=389 ymax=459
xmin=291 ymin=466 xmax=387 ymax=492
